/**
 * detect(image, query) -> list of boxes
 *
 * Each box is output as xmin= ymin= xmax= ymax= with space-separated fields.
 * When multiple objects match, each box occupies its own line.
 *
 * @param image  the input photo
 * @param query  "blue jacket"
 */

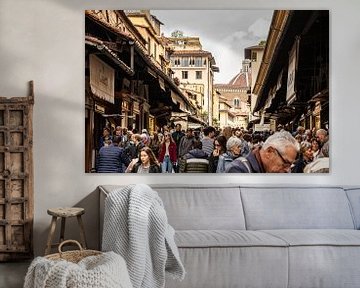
xmin=216 ymin=151 xmax=238 ymax=173
xmin=225 ymin=149 xmax=265 ymax=173
xmin=96 ymin=145 xmax=130 ymax=173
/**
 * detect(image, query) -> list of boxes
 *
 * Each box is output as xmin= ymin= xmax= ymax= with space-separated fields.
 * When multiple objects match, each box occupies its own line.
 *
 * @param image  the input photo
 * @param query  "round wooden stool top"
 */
xmin=47 ymin=207 xmax=85 ymax=217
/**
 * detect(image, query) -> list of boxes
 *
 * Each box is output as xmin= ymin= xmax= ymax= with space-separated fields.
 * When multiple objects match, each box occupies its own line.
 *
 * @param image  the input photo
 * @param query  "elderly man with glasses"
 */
xmin=225 ymin=131 xmax=300 ymax=173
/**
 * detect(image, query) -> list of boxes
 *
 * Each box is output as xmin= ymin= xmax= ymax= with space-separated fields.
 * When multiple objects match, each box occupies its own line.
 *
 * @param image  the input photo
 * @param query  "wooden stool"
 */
xmin=45 ymin=207 xmax=87 ymax=255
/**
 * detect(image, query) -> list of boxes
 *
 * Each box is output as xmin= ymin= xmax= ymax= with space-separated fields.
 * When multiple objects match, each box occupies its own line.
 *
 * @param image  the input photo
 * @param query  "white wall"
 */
xmin=1 ymin=0 xmax=359 ymax=256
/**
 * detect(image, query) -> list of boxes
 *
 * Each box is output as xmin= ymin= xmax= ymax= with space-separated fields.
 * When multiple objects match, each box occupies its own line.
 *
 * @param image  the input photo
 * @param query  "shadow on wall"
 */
xmin=37 ymin=187 xmax=100 ymax=256
xmin=0 ymin=46 xmax=33 ymax=96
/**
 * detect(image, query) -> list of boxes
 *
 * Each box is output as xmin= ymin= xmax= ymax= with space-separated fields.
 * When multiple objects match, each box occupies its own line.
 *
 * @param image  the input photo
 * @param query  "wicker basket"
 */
xmin=45 ymin=240 xmax=102 ymax=263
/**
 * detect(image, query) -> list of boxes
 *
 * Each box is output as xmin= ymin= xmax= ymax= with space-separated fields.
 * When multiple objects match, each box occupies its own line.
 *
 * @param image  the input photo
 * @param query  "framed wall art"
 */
xmin=85 ymin=9 xmax=329 ymax=174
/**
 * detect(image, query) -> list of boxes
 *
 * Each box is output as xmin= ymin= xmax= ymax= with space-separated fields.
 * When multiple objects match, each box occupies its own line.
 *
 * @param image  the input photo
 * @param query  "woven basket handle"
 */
xmin=58 ymin=240 xmax=83 ymax=254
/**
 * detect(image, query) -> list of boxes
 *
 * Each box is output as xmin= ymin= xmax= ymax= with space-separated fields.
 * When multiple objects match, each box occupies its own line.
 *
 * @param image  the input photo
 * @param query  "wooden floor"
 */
xmin=0 ymin=261 xmax=30 ymax=288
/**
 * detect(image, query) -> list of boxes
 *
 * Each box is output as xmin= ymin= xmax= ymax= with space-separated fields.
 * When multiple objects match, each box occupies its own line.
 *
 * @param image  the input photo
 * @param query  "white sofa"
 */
xmin=99 ymin=185 xmax=360 ymax=288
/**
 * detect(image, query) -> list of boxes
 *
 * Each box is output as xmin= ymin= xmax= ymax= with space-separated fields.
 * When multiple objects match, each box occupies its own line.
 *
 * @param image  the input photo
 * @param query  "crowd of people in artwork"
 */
xmin=95 ymin=123 xmax=330 ymax=174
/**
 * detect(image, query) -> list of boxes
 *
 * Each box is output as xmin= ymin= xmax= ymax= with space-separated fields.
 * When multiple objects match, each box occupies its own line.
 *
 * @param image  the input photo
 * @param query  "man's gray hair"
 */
xmin=262 ymin=131 xmax=300 ymax=154
xmin=226 ymin=136 xmax=243 ymax=151
xmin=316 ymin=128 xmax=328 ymax=136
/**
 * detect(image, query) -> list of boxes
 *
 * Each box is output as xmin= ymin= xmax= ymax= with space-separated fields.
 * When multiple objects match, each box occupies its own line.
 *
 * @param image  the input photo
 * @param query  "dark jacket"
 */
xmin=124 ymin=142 xmax=137 ymax=159
xmin=149 ymin=140 xmax=161 ymax=158
xmin=178 ymin=136 xmax=194 ymax=158
xmin=96 ymin=145 xmax=130 ymax=173
xmin=225 ymin=148 xmax=265 ymax=173
xmin=208 ymin=153 xmax=219 ymax=173
xmin=136 ymin=142 xmax=145 ymax=156
xmin=131 ymin=162 xmax=162 ymax=173
xmin=98 ymin=135 xmax=112 ymax=149
xmin=184 ymin=148 xmax=208 ymax=159
xmin=291 ymin=155 xmax=311 ymax=173
xmin=241 ymin=140 xmax=250 ymax=157
xmin=172 ymin=130 xmax=185 ymax=151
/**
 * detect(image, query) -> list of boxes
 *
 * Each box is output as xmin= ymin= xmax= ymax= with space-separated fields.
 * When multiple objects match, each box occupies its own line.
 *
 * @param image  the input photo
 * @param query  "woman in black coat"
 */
xmin=131 ymin=147 xmax=162 ymax=173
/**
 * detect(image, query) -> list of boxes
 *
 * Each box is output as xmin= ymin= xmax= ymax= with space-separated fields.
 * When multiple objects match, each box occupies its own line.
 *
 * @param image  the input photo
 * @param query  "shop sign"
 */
xmin=133 ymin=102 xmax=140 ymax=113
xmin=286 ymin=37 xmax=300 ymax=104
xmin=254 ymin=123 xmax=271 ymax=132
xmin=122 ymin=101 xmax=129 ymax=111
xmin=95 ymin=104 xmax=105 ymax=114
xmin=90 ymin=55 xmax=115 ymax=104
xmin=313 ymin=101 xmax=321 ymax=116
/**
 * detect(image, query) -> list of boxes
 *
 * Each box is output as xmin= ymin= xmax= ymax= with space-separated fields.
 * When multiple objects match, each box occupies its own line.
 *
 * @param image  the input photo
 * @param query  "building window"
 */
xmin=181 ymin=57 xmax=190 ymax=67
xmin=196 ymin=71 xmax=202 ymax=79
xmin=203 ymin=59 xmax=207 ymax=66
xmin=195 ymin=57 xmax=202 ymax=67
xmin=233 ymin=98 xmax=240 ymax=107
xmin=171 ymin=57 xmax=180 ymax=66
xmin=251 ymin=51 xmax=257 ymax=62
xmin=147 ymin=37 xmax=151 ymax=53
xmin=182 ymin=71 xmax=188 ymax=79
xmin=154 ymin=43 xmax=157 ymax=59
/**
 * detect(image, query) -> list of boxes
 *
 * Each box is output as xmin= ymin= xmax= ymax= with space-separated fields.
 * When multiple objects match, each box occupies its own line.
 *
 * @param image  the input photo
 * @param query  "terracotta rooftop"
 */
xmin=228 ymin=69 xmax=251 ymax=87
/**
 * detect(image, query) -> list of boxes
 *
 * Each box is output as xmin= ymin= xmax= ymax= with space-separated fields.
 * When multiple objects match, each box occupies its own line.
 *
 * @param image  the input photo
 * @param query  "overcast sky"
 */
xmin=152 ymin=10 xmax=273 ymax=84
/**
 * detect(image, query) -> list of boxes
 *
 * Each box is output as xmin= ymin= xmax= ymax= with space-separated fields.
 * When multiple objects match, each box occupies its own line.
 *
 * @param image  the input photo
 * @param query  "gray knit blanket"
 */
xmin=23 ymin=251 xmax=132 ymax=288
xmin=102 ymin=184 xmax=185 ymax=288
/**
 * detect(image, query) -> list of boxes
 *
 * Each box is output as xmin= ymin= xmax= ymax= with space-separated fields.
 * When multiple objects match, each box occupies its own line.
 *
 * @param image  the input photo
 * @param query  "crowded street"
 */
xmin=94 ymin=124 xmax=329 ymax=173
xmin=85 ymin=10 xmax=329 ymax=173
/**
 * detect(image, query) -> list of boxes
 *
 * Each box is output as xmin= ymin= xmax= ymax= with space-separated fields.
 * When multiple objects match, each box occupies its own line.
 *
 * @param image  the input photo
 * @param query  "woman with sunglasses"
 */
xmin=158 ymin=132 xmax=177 ymax=173
xmin=208 ymin=135 xmax=227 ymax=173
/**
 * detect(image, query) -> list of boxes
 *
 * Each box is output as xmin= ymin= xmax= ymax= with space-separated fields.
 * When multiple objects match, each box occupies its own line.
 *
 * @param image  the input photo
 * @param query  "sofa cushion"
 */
xmin=345 ymin=188 xmax=360 ymax=229
xmin=240 ymin=187 xmax=355 ymax=230
xmin=175 ymin=230 xmax=288 ymax=248
xmin=261 ymin=229 xmax=360 ymax=288
xmin=165 ymin=246 xmax=288 ymax=288
xmin=287 ymin=246 xmax=360 ymax=288
xmin=262 ymin=229 xmax=360 ymax=246
xmin=154 ymin=186 xmax=246 ymax=230
xmin=100 ymin=185 xmax=246 ymax=230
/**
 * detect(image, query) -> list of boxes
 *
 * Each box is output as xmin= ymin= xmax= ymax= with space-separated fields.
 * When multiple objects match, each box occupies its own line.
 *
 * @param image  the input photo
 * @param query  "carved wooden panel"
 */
xmin=0 ymin=82 xmax=34 ymax=261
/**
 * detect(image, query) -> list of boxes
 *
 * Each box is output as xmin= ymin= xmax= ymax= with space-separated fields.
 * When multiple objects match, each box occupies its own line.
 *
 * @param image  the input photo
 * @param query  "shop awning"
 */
xmin=86 ymin=36 xmax=135 ymax=76
xmin=308 ymin=89 xmax=329 ymax=103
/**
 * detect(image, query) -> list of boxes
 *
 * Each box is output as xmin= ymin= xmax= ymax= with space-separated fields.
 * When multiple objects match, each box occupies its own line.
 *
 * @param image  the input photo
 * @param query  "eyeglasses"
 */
xmin=273 ymin=147 xmax=293 ymax=168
